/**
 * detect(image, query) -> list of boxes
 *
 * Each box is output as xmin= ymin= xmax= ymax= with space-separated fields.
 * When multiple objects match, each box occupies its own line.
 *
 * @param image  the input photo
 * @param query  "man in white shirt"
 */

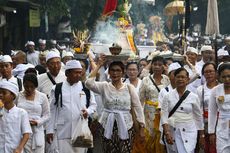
xmin=37 ymin=51 xmax=66 ymax=98
xmin=0 ymin=55 xmax=23 ymax=91
xmin=25 ymin=41 xmax=40 ymax=66
xmin=46 ymin=60 xmax=97 ymax=153
xmin=197 ymin=45 xmax=215 ymax=69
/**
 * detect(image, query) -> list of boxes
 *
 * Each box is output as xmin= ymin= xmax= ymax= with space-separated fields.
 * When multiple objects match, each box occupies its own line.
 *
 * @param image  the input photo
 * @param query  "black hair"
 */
xmin=218 ymin=62 xmax=230 ymax=76
xmin=126 ymin=61 xmax=139 ymax=71
xmin=202 ymin=62 xmax=217 ymax=75
xmin=151 ymin=56 xmax=165 ymax=64
xmin=35 ymin=65 xmax=47 ymax=74
xmin=23 ymin=73 xmax=38 ymax=87
xmin=174 ymin=67 xmax=189 ymax=77
xmin=25 ymin=68 xmax=38 ymax=76
xmin=108 ymin=61 xmax=125 ymax=73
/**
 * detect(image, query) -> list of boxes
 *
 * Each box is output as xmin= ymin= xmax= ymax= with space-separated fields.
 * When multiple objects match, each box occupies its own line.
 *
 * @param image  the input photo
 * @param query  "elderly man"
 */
xmin=0 ymin=55 xmax=23 ymax=91
xmin=197 ymin=45 xmax=215 ymax=68
xmin=37 ymin=51 xmax=66 ymax=99
xmin=25 ymin=41 xmax=40 ymax=66
xmin=46 ymin=60 xmax=97 ymax=153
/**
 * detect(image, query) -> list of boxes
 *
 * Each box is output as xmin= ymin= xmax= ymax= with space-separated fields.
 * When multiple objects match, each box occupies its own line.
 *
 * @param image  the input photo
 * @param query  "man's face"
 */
xmin=39 ymin=56 xmax=47 ymax=67
xmin=186 ymin=52 xmax=198 ymax=64
xmin=27 ymin=45 xmax=35 ymax=52
xmin=47 ymin=58 xmax=61 ymax=76
xmin=202 ymin=50 xmax=215 ymax=62
xmin=39 ymin=44 xmax=46 ymax=51
xmin=66 ymin=69 xmax=82 ymax=84
xmin=0 ymin=62 xmax=13 ymax=78
xmin=63 ymin=56 xmax=73 ymax=65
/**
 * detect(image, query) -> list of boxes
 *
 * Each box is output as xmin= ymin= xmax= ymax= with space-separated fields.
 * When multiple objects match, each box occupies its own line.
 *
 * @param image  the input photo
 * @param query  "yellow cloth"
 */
xmin=132 ymin=105 xmax=165 ymax=153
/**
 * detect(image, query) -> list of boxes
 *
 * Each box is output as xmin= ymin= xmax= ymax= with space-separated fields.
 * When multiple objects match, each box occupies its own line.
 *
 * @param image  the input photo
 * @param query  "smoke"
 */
xmin=91 ymin=19 xmax=120 ymax=45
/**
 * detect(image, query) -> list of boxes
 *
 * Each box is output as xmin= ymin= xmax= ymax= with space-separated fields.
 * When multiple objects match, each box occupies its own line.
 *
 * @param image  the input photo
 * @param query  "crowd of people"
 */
xmin=0 ymin=36 xmax=229 ymax=153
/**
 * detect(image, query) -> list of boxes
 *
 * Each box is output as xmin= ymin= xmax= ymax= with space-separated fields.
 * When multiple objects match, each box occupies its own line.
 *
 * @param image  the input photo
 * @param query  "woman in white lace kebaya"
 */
xmin=16 ymin=73 xmax=50 ymax=153
xmin=208 ymin=62 xmax=230 ymax=153
xmin=139 ymin=56 xmax=170 ymax=153
xmin=85 ymin=55 xmax=145 ymax=153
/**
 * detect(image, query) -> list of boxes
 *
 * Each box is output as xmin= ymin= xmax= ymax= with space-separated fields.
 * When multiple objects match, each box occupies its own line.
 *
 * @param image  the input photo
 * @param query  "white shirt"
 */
xmin=0 ymin=106 xmax=32 ymax=153
xmin=124 ymin=78 xmax=142 ymax=94
xmin=208 ymin=84 xmax=230 ymax=134
xmin=184 ymin=64 xmax=202 ymax=93
xmin=13 ymin=63 xmax=35 ymax=79
xmin=46 ymin=80 xmax=97 ymax=139
xmin=161 ymin=88 xmax=203 ymax=130
xmin=158 ymin=84 xmax=173 ymax=108
xmin=196 ymin=84 xmax=213 ymax=114
xmin=27 ymin=51 xmax=40 ymax=66
xmin=16 ymin=90 xmax=50 ymax=127
xmin=37 ymin=71 xmax=66 ymax=99
xmin=1 ymin=76 xmax=23 ymax=91
xmin=16 ymin=90 xmax=50 ymax=148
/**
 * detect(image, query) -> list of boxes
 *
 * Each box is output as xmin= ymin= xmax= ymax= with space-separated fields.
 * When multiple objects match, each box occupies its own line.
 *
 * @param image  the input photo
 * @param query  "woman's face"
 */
xmin=109 ymin=65 xmax=124 ymax=82
xmin=139 ymin=60 xmax=148 ymax=71
xmin=203 ymin=64 xmax=216 ymax=83
xmin=220 ymin=69 xmax=230 ymax=87
xmin=151 ymin=61 xmax=164 ymax=74
xmin=126 ymin=63 xmax=139 ymax=80
xmin=23 ymin=80 xmax=36 ymax=96
xmin=175 ymin=70 xmax=189 ymax=88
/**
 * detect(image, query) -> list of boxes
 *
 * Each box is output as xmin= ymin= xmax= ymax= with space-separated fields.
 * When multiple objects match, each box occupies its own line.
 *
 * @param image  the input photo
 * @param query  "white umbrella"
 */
xmin=205 ymin=0 xmax=220 ymax=35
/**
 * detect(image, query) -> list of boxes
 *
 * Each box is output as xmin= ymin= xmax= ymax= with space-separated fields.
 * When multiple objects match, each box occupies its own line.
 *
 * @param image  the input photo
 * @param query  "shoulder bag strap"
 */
xmin=47 ymin=72 xmax=56 ymax=85
xmin=202 ymin=85 xmax=205 ymax=118
xmin=149 ymin=75 xmax=160 ymax=93
xmin=54 ymin=82 xmax=63 ymax=107
xmin=168 ymin=90 xmax=190 ymax=118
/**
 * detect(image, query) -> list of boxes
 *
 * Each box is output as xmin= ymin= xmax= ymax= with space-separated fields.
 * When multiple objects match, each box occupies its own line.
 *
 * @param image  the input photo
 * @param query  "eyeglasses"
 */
xmin=204 ymin=70 xmax=215 ymax=74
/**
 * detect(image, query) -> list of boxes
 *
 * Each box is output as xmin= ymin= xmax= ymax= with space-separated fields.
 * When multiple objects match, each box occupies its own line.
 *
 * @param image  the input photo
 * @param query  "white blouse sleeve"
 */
xmin=161 ymin=94 xmax=169 ymax=125
xmin=192 ymin=94 xmax=204 ymax=130
xmin=37 ymin=92 xmax=50 ymax=127
xmin=208 ymin=87 xmax=218 ymax=134
xmin=85 ymin=77 xmax=107 ymax=94
xmin=86 ymin=91 xmax=97 ymax=115
xmin=21 ymin=109 xmax=32 ymax=134
xmin=139 ymin=77 xmax=148 ymax=105
xmin=128 ymin=84 xmax=145 ymax=126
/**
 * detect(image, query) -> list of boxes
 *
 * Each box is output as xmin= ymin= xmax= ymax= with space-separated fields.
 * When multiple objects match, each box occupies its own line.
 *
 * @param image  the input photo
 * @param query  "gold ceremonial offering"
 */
xmin=73 ymin=29 xmax=90 ymax=59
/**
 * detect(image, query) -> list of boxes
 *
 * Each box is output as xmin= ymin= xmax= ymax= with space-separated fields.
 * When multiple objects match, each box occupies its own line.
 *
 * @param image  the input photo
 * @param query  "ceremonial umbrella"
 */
xmin=164 ymin=0 xmax=185 ymax=16
xmin=205 ymin=0 xmax=220 ymax=35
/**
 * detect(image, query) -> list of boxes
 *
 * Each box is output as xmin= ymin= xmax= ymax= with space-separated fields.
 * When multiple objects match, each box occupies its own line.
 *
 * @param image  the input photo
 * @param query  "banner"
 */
xmin=29 ymin=8 xmax=40 ymax=27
